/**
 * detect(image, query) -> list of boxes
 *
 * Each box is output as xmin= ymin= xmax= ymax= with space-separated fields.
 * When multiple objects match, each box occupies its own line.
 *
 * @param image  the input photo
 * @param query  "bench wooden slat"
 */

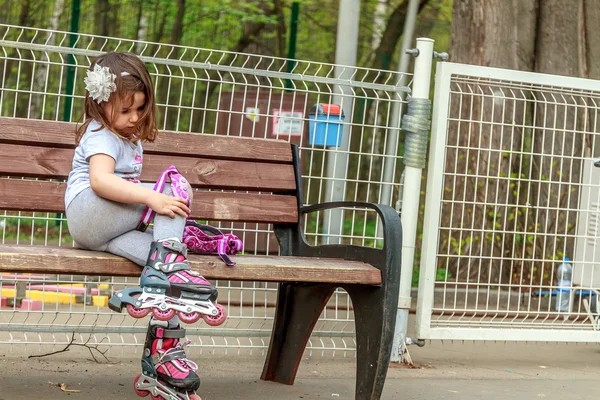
xmin=0 ymin=144 xmax=296 ymax=192
xmin=3 ymin=179 xmax=298 ymax=223
xmin=0 ymin=117 xmax=293 ymax=163
xmin=0 ymin=245 xmax=382 ymax=285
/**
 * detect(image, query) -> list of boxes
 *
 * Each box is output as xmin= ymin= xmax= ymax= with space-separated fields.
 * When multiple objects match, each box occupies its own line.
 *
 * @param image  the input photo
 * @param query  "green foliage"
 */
xmin=0 ymin=216 xmax=72 ymax=244
xmin=3 ymin=0 xmax=452 ymax=66
xmin=343 ymin=214 xmax=382 ymax=248
xmin=412 ymin=265 xmax=451 ymax=287
xmin=304 ymin=210 xmax=382 ymax=248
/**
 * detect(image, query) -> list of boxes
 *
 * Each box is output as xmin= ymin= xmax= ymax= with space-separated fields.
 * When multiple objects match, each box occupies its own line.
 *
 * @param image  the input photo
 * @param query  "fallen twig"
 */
xmin=29 ymin=332 xmax=110 ymax=363
xmin=47 ymin=382 xmax=81 ymax=393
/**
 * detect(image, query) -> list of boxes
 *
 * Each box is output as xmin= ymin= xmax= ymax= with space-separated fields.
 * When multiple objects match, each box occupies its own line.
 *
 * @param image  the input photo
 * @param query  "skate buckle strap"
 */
xmin=149 ymin=241 xmax=190 ymax=273
xmin=161 ymin=239 xmax=188 ymax=257
xmin=156 ymin=327 xmax=187 ymax=339
xmin=137 ymin=165 xmax=191 ymax=232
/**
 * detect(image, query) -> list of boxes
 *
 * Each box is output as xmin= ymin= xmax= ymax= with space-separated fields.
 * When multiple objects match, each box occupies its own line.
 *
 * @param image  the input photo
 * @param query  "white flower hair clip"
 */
xmin=84 ymin=64 xmax=117 ymax=104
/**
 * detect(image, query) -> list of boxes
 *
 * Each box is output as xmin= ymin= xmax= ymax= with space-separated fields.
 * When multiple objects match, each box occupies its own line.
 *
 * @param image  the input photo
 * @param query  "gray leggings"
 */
xmin=66 ymin=183 xmax=186 ymax=266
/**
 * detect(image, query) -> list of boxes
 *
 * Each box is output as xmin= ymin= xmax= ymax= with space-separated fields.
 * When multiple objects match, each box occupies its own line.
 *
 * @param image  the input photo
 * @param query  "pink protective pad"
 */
xmin=182 ymin=221 xmax=243 ymax=266
xmin=170 ymin=173 xmax=193 ymax=204
xmin=137 ymin=165 xmax=192 ymax=232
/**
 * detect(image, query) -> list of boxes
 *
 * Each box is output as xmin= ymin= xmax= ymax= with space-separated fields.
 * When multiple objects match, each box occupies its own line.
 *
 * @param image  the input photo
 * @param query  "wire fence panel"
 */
xmin=0 ymin=24 xmax=410 ymax=353
xmin=417 ymin=62 xmax=600 ymax=342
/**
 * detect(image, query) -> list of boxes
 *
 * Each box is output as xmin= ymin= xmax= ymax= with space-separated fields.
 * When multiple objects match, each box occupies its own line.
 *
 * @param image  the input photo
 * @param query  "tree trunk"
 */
xmin=30 ymin=0 xmax=66 ymax=119
xmin=160 ymin=0 xmax=186 ymax=130
xmin=583 ymin=0 xmax=600 ymax=159
xmin=111 ymin=1 xmax=120 ymax=37
xmin=95 ymin=0 xmax=110 ymax=37
xmin=189 ymin=3 xmax=276 ymax=132
xmin=0 ymin=0 xmax=10 ymax=25
xmin=371 ymin=0 xmax=388 ymax=50
xmin=135 ymin=0 xmax=148 ymax=53
xmin=443 ymin=0 xmax=538 ymax=285
xmin=274 ymin=0 xmax=287 ymax=58
xmin=347 ymin=0 xmax=431 ymax=204
xmin=445 ymin=0 xmax=600 ymax=287
xmin=170 ymin=0 xmax=186 ymax=46
xmin=18 ymin=0 xmax=30 ymax=26
xmin=134 ymin=0 xmax=144 ymax=41
xmin=2 ymin=0 xmax=32 ymax=117
xmin=368 ymin=0 xmax=430 ymax=76
xmin=528 ymin=0 xmax=600 ymax=285
xmin=152 ymin=0 xmax=167 ymax=43
xmin=450 ymin=0 xmax=537 ymax=70
xmin=584 ymin=0 xmax=600 ymax=79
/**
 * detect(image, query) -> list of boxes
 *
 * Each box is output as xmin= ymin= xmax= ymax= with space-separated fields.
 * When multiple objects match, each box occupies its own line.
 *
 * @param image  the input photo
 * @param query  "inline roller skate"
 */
xmin=109 ymin=238 xmax=227 ymax=325
xmin=133 ymin=319 xmax=202 ymax=400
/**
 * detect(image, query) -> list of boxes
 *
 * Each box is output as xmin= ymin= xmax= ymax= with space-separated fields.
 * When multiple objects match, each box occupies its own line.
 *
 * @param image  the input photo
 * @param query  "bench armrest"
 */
xmin=274 ymin=201 xmax=402 ymax=284
xmin=301 ymin=201 xmax=397 ymax=224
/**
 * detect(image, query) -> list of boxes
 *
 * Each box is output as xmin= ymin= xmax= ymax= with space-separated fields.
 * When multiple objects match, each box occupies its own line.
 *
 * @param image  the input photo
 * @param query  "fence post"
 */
xmin=391 ymin=37 xmax=434 ymax=363
xmin=285 ymin=1 xmax=300 ymax=90
xmin=62 ymin=0 xmax=80 ymax=123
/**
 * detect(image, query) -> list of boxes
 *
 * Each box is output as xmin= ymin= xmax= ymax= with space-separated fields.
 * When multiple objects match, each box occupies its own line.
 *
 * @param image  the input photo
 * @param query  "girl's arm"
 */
xmin=89 ymin=154 xmax=190 ymax=218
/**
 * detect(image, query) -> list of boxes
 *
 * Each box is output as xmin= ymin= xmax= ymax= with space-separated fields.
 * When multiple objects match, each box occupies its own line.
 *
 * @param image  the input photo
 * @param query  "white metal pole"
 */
xmin=390 ymin=37 xmax=434 ymax=363
xmin=323 ymin=0 xmax=360 ymax=244
xmin=380 ymin=0 xmax=419 ymax=208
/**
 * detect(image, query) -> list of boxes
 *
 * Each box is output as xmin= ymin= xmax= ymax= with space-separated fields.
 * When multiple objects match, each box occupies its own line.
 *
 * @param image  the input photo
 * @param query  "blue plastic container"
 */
xmin=308 ymin=104 xmax=345 ymax=147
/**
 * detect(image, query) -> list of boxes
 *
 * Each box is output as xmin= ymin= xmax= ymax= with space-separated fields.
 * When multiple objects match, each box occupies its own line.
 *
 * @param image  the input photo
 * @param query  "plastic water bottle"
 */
xmin=555 ymin=257 xmax=573 ymax=314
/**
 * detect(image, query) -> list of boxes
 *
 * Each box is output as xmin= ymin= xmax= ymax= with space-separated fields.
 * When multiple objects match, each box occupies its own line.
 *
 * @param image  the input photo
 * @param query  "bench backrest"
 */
xmin=0 ymin=117 xmax=301 ymax=224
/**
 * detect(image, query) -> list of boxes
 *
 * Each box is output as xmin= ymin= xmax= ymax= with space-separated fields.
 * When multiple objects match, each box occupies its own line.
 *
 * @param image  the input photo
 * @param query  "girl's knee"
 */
xmin=70 ymin=233 xmax=107 ymax=251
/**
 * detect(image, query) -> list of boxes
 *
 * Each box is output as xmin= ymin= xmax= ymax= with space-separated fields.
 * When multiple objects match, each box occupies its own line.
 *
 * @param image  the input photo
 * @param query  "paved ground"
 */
xmin=0 ymin=340 xmax=598 ymax=400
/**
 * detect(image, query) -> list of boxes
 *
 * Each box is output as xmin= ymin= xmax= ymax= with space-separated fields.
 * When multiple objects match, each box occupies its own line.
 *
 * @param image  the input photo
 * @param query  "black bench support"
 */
xmin=262 ymin=201 xmax=402 ymax=400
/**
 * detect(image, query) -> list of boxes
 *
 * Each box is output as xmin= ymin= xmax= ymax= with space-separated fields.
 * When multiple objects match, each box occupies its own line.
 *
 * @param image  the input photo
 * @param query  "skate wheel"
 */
xmin=127 ymin=303 xmax=150 ymax=319
xmin=126 ymin=294 xmax=150 ymax=319
xmin=150 ymin=395 xmax=162 ymax=400
xmin=133 ymin=374 xmax=150 ymax=397
xmin=178 ymin=310 xmax=201 ymax=324
xmin=202 ymin=303 xmax=227 ymax=326
xmin=188 ymin=393 xmax=202 ymax=400
xmin=152 ymin=307 xmax=176 ymax=321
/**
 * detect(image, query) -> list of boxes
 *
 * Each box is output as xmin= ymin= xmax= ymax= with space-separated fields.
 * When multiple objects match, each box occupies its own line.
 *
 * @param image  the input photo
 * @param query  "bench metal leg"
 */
xmin=346 ymin=285 xmax=396 ymax=400
xmin=261 ymin=282 xmax=336 ymax=384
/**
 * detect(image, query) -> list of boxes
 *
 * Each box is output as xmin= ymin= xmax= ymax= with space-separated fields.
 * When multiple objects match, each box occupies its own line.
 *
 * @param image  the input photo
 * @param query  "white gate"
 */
xmin=416 ymin=62 xmax=600 ymax=342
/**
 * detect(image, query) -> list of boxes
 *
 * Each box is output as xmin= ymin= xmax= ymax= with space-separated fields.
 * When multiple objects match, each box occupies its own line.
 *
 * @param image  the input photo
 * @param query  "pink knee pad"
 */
xmin=170 ymin=172 xmax=193 ymax=205
xmin=137 ymin=165 xmax=193 ymax=232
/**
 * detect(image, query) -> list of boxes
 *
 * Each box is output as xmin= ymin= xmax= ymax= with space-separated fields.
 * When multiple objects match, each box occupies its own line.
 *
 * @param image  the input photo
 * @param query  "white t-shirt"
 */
xmin=65 ymin=120 xmax=144 ymax=210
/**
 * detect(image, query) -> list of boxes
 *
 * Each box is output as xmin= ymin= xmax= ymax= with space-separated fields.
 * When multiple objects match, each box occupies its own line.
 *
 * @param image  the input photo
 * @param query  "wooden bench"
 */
xmin=0 ymin=116 xmax=402 ymax=400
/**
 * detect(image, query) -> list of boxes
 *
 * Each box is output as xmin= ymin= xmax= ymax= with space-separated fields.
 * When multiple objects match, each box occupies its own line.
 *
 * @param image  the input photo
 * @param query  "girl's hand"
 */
xmin=147 ymin=192 xmax=190 ymax=219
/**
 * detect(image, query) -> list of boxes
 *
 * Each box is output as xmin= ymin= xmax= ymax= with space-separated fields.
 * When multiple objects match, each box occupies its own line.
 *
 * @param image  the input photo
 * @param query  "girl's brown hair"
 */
xmin=75 ymin=52 xmax=158 ymax=144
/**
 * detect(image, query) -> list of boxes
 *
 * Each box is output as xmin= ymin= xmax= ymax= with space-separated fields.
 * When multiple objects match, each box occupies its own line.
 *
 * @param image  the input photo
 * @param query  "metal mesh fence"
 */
xmin=418 ymin=62 xmax=600 ymax=342
xmin=0 ymin=24 xmax=410 ymax=351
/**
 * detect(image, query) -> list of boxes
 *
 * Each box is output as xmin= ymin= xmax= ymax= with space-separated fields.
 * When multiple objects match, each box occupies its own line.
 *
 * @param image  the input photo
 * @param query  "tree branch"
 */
xmin=28 ymin=332 xmax=110 ymax=364
xmin=370 ymin=0 xmax=431 ymax=72
xmin=273 ymin=0 xmax=287 ymax=58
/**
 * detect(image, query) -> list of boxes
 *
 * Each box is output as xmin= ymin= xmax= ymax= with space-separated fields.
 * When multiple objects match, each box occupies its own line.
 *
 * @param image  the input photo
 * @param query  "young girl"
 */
xmin=66 ymin=52 xmax=209 ymax=400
